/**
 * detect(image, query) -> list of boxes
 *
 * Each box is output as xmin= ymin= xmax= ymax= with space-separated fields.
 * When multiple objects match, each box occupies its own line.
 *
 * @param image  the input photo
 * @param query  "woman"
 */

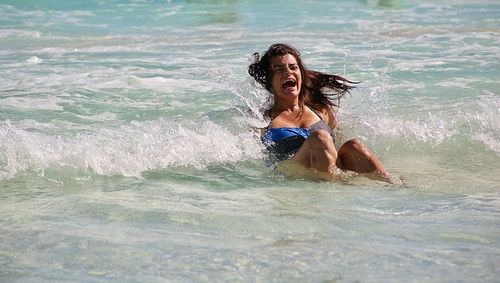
xmin=249 ymin=43 xmax=389 ymax=180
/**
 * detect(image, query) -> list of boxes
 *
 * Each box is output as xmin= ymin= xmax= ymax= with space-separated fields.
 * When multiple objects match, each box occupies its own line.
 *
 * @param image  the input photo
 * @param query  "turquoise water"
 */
xmin=1 ymin=0 xmax=499 ymax=281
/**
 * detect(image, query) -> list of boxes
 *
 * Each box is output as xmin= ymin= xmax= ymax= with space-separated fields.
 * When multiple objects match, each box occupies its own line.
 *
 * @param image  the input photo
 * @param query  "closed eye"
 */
xmin=272 ymin=66 xmax=284 ymax=72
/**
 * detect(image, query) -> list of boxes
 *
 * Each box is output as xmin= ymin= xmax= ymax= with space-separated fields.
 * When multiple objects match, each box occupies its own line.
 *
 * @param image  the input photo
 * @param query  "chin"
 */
xmin=280 ymin=91 xmax=299 ymax=97
xmin=288 ymin=88 xmax=300 ymax=97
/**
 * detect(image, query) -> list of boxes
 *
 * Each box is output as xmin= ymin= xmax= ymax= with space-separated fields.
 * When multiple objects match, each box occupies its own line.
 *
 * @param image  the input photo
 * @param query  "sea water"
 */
xmin=1 ymin=0 xmax=499 ymax=281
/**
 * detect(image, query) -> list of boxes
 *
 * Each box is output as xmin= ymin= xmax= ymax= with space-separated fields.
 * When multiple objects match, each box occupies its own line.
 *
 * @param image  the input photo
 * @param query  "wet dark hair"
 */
xmin=248 ymin=43 xmax=357 ymax=110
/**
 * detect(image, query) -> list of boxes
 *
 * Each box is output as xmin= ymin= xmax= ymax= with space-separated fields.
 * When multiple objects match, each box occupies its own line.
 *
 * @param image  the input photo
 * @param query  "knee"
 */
xmin=341 ymin=139 xmax=370 ymax=156
xmin=345 ymin=138 xmax=362 ymax=148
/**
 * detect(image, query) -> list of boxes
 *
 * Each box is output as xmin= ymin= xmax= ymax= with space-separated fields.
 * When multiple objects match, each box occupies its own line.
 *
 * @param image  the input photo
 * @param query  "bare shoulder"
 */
xmin=321 ymin=107 xmax=337 ymax=130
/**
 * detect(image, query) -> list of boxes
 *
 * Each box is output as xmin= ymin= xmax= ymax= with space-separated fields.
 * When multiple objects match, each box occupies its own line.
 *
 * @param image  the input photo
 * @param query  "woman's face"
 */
xmin=269 ymin=54 xmax=302 ymax=100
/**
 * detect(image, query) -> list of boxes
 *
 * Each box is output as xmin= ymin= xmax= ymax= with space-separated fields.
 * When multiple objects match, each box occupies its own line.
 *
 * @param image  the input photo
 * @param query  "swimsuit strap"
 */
xmin=306 ymin=105 xmax=323 ymax=120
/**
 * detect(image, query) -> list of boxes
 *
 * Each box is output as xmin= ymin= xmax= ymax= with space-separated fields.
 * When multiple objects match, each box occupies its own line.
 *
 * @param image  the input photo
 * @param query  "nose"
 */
xmin=283 ymin=66 xmax=292 ymax=76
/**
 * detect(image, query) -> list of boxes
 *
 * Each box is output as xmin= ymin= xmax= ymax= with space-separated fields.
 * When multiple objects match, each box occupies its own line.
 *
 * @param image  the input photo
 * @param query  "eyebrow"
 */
xmin=271 ymin=63 xmax=297 ymax=69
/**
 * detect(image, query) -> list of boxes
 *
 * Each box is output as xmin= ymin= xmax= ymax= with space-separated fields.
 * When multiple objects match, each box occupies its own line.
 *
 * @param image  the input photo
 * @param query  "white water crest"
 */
xmin=0 ymin=116 xmax=264 ymax=180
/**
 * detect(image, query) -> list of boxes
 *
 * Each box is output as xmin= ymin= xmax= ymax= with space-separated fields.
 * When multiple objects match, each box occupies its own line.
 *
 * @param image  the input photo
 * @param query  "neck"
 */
xmin=273 ymin=98 xmax=301 ymax=113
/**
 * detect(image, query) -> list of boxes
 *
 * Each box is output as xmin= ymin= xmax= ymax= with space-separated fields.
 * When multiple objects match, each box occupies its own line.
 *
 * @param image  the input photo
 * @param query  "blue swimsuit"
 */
xmin=262 ymin=106 xmax=336 ymax=161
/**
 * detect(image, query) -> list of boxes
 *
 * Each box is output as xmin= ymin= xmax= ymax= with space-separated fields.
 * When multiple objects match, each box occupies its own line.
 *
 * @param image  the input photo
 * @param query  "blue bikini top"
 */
xmin=262 ymin=127 xmax=310 ymax=143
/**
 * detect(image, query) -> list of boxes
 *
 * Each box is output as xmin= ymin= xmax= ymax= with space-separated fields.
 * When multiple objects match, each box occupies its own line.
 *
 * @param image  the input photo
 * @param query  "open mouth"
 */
xmin=282 ymin=79 xmax=296 ymax=90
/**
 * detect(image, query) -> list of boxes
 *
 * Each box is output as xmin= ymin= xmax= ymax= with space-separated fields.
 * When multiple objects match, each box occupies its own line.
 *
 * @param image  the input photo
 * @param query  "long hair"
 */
xmin=248 ymin=43 xmax=357 ymax=111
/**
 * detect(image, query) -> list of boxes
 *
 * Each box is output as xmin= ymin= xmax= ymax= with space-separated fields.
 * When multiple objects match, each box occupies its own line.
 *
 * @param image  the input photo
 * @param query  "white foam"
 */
xmin=0 ymin=29 xmax=41 ymax=39
xmin=0 ymin=96 xmax=64 ymax=111
xmin=338 ymin=86 xmax=462 ymax=148
xmin=468 ymin=93 xmax=500 ymax=155
xmin=25 ymin=56 xmax=43 ymax=64
xmin=0 ymin=118 xmax=264 ymax=180
xmin=128 ymin=76 xmax=220 ymax=93
xmin=435 ymin=79 xmax=474 ymax=89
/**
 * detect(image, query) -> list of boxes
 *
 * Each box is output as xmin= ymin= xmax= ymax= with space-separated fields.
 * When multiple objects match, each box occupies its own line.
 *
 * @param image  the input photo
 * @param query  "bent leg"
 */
xmin=336 ymin=139 xmax=389 ymax=178
xmin=291 ymin=130 xmax=338 ymax=174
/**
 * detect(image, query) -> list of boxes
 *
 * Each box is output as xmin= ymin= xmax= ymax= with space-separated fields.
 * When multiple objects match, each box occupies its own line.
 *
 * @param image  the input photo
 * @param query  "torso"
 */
xmin=261 ymin=105 xmax=337 ymax=161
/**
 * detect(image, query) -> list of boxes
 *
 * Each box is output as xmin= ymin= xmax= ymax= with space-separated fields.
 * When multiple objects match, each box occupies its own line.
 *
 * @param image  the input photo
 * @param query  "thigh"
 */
xmin=291 ymin=130 xmax=338 ymax=170
xmin=290 ymin=136 xmax=314 ymax=168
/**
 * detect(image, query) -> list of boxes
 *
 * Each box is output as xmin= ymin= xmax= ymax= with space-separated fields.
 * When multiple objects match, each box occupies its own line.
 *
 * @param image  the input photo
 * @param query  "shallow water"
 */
xmin=1 ymin=0 xmax=499 ymax=281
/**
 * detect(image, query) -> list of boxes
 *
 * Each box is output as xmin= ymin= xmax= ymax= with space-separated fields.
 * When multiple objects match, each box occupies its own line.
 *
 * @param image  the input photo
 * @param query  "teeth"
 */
xmin=282 ymin=80 xmax=296 ymax=89
xmin=282 ymin=78 xmax=296 ymax=90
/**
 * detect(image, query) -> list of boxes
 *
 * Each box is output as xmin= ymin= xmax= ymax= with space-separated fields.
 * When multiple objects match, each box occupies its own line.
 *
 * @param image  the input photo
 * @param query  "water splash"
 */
xmin=0 ymin=118 xmax=264 ymax=181
xmin=467 ymin=92 xmax=500 ymax=155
